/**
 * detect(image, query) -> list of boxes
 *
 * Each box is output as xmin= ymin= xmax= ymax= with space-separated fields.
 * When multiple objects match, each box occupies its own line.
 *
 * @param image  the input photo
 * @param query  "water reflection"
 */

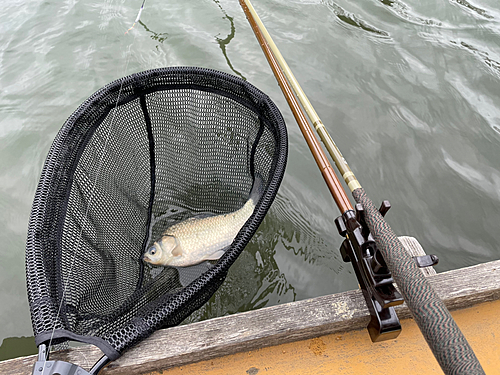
xmin=443 ymin=150 xmax=500 ymax=201
xmin=213 ymin=0 xmax=246 ymax=80
xmin=450 ymin=0 xmax=493 ymax=19
xmin=139 ymin=20 xmax=168 ymax=51
xmin=376 ymin=0 xmax=443 ymax=26
xmin=323 ymin=0 xmax=390 ymax=37
xmin=450 ymin=40 xmax=500 ymax=78
xmin=0 ymin=336 xmax=37 ymax=361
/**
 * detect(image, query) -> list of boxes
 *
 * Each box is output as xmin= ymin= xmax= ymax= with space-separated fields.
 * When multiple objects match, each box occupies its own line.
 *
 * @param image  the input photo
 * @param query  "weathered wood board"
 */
xmin=2 ymin=238 xmax=499 ymax=374
xmin=151 ymin=299 xmax=500 ymax=375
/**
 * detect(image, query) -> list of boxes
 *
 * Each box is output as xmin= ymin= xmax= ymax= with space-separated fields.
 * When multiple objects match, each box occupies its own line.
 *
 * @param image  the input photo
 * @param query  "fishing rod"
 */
xmin=242 ymin=13 xmax=352 ymax=214
xmin=239 ymin=1 xmax=485 ymax=374
xmin=238 ymin=0 xmax=401 ymax=342
xmin=241 ymin=2 xmax=359 ymax=193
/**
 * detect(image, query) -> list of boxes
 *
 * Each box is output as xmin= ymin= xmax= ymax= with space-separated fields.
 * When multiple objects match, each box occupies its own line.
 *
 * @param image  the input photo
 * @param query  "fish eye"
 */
xmin=149 ymin=247 xmax=156 ymax=255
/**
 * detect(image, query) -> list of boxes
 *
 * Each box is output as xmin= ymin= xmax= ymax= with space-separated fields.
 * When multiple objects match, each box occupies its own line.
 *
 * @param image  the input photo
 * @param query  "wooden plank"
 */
xmin=150 ymin=299 xmax=500 ymax=375
xmin=2 ymin=239 xmax=499 ymax=375
xmin=398 ymin=236 xmax=437 ymax=276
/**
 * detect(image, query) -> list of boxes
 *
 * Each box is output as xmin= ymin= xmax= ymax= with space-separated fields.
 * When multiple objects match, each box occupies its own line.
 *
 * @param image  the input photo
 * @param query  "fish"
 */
xmin=143 ymin=176 xmax=263 ymax=267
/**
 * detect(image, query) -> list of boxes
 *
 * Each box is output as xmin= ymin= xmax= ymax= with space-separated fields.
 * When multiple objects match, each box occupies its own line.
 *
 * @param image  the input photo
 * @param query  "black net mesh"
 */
xmin=26 ymin=67 xmax=288 ymax=359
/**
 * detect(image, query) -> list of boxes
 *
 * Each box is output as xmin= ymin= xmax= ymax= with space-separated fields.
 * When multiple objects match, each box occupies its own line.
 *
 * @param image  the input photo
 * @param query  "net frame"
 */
xmin=25 ymin=67 xmax=288 ymax=359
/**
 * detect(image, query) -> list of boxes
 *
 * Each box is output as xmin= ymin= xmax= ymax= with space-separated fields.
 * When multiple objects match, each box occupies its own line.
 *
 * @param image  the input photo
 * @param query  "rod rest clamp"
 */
xmin=32 ymin=345 xmax=91 ymax=375
xmin=32 ymin=360 xmax=91 ymax=375
xmin=334 ymin=200 xmax=404 ymax=342
xmin=32 ymin=345 xmax=110 ymax=375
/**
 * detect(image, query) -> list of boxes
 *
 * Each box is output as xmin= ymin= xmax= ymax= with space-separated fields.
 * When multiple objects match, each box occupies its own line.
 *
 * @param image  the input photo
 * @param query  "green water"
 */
xmin=1 ymin=0 xmax=499 ymax=361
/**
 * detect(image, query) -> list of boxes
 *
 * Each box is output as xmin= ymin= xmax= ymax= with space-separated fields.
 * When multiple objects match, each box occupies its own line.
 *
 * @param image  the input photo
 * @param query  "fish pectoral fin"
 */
xmin=172 ymin=246 xmax=183 ymax=257
xmin=162 ymin=235 xmax=182 ymax=257
xmin=204 ymin=250 xmax=226 ymax=261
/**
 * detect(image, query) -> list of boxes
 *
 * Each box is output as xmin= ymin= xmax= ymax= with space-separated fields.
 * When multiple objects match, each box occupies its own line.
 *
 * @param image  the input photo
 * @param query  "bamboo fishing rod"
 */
xmin=238 ymin=4 xmax=352 ymax=214
xmin=239 ymin=1 xmax=485 ymax=374
xmin=241 ymin=2 xmax=360 ymax=193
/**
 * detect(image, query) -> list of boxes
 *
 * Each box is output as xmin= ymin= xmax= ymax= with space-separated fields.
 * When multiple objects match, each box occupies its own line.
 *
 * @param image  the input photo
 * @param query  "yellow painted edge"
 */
xmin=147 ymin=299 xmax=500 ymax=375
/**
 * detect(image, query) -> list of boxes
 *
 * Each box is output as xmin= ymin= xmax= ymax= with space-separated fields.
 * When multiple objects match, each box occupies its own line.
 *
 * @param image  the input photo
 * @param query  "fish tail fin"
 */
xmin=249 ymin=172 xmax=265 ymax=205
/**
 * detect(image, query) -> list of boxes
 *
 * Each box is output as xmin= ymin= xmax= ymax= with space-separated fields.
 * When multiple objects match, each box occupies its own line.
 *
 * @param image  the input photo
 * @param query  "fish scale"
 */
xmin=169 ymin=200 xmax=255 ymax=264
xmin=144 ymin=175 xmax=263 ymax=267
xmin=148 ymin=198 xmax=256 ymax=267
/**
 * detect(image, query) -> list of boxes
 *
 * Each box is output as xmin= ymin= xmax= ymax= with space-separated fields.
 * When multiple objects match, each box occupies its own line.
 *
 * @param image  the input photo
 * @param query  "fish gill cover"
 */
xmin=25 ymin=67 xmax=287 ymax=359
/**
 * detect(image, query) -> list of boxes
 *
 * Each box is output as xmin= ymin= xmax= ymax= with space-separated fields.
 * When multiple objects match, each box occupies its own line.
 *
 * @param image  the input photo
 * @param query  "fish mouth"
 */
xmin=142 ymin=251 xmax=161 ymax=265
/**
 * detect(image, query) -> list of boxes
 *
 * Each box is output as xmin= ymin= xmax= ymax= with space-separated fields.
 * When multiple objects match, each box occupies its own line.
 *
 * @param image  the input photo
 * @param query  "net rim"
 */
xmin=26 ymin=66 xmax=288 ymax=359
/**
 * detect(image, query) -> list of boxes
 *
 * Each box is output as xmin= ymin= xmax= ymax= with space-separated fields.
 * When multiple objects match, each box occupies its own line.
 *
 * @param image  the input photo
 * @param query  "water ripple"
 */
xmin=213 ymin=0 xmax=246 ymax=80
xmin=450 ymin=40 xmax=500 ymax=78
xmin=450 ymin=0 xmax=494 ymax=20
xmin=376 ymin=0 xmax=445 ymax=27
xmin=447 ymin=74 xmax=500 ymax=131
xmin=323 ymin=0 xmax=391 ymax=38
xmin=443 ymin=150 xmax=500 ymax=201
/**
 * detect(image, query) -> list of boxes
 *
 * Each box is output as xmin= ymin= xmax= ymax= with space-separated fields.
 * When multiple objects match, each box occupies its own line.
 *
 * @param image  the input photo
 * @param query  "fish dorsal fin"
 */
xmin=204 ymin=249 xmax=226 ymax=261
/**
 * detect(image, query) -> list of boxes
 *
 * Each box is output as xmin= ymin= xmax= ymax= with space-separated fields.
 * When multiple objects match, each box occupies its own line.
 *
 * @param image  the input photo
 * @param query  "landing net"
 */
xmin=26 ymin=67 xmax=287 ymax=359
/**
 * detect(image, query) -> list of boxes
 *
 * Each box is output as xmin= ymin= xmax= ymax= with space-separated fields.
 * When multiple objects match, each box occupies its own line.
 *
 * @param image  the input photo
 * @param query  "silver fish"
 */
xmin=143 ymin=177 xmax=263 ymax=267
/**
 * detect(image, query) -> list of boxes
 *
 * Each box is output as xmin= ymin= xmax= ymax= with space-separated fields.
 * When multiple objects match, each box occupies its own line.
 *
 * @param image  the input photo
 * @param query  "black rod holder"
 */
xmin=335 ymin=201 xmax=404 ymax=342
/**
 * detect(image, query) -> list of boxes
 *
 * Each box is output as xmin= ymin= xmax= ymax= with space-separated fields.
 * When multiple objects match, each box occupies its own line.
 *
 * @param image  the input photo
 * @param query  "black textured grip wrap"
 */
xmin=352 ymin=188 xmax=484 ymax=375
